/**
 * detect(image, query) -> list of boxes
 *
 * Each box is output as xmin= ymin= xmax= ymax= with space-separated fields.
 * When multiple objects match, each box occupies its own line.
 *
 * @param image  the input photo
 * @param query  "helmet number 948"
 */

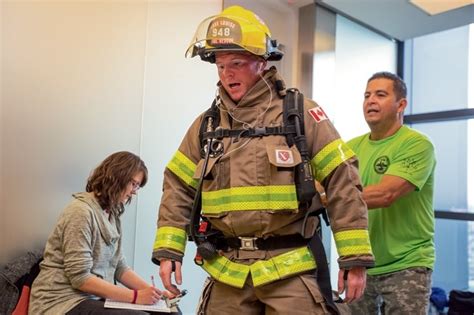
xmin=212 ymin=27 xmax=231 ymax=37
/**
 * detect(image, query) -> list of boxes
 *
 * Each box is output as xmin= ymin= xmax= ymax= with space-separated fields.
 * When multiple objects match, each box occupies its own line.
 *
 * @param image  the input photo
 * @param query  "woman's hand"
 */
xmin=136 ymin=286 xmax=163 ymax=305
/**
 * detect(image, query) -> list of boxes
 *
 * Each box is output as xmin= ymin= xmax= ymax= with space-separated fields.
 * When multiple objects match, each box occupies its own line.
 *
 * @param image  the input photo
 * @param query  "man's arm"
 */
xmin=363 ymin=174 xmax=415 ymax=209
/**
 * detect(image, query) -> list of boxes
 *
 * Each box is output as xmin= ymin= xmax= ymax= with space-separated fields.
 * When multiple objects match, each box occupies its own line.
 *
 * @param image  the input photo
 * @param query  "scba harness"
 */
xmin=198 ymin=86 xmax=317 ymax=205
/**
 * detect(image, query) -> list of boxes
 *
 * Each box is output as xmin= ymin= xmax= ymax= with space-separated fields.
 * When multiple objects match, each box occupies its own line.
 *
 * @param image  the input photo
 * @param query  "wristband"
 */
xmin=132 ymin=289 xmax=138 ymax=304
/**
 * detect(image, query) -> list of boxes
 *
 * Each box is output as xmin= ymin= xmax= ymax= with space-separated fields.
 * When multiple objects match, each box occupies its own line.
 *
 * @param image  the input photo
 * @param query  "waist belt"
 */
xmin=220 ymin=234 xmax=308 ymax=251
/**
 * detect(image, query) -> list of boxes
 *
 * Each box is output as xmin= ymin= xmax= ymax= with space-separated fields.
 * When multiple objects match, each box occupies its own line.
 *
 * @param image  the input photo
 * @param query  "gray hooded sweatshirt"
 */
xmin=29 ymin=192 xmax=129 ymax=315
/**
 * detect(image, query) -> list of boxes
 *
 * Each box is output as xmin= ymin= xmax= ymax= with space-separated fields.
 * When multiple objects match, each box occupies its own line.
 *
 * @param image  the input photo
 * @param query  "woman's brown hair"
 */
xmin=86 ymin=151 xmax=148 ymax=216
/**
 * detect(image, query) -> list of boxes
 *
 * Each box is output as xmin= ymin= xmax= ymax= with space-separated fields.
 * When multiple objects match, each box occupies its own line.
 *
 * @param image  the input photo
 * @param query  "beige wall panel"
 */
xmin=1 ymin=1 xmax=148 ymax=263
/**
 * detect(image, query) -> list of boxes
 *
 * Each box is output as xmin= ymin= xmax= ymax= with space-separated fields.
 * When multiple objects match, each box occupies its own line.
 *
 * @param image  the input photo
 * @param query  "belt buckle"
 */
xmin=239 ymin=237 xmax=258 ymax=250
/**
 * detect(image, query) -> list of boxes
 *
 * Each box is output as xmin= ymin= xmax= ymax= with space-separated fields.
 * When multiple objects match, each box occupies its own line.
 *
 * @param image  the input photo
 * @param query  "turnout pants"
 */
xmin=197 ymin=273 xmax=331 ymax=315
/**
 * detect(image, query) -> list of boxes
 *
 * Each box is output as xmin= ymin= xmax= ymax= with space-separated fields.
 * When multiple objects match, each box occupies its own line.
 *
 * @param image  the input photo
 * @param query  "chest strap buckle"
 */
xmin=239 ymin=237 xmax=259 ymax=250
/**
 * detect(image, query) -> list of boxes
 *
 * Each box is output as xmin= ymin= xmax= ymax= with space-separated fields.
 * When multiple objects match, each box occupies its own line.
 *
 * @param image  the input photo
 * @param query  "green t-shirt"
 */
xmin=348 ymin=125 xmax=436 ymax=275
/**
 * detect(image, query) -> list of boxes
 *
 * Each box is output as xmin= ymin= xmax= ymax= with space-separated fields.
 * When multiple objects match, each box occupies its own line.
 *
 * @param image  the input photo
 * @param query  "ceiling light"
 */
xmin=409 ymin=0 xmax=474 ymax=15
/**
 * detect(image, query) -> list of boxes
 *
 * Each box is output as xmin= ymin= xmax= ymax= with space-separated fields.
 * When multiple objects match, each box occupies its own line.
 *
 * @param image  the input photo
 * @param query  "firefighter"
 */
xmin=152 ymin=6 xmax=374 ymax=314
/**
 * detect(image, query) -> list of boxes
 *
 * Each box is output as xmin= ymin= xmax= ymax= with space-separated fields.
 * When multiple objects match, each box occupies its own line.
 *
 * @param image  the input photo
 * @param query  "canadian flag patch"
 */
xmin=308 ymin=106 xmax=328 ymax=123
xmin=275 ymin=149 xmax=294 ymax=164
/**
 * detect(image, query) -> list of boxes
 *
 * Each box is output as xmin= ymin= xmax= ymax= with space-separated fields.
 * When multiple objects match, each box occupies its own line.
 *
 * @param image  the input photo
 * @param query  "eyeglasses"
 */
xmin=129 ymin=179 xmax=141 ymax=191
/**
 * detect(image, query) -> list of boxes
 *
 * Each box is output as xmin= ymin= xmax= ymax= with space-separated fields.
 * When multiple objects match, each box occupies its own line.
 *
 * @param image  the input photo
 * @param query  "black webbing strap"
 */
xmin=202 ymin=125 xmax=297 ymax=141
xmin=220 ymin=234 xmax=307 ymax=251
xmin=308 ymin=230 xmax=339 ymax=315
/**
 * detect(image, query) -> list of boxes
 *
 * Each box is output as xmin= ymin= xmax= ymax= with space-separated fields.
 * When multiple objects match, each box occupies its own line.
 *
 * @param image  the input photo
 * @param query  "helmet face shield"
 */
xmin=185 ymin=6 xmax=283 ymax=63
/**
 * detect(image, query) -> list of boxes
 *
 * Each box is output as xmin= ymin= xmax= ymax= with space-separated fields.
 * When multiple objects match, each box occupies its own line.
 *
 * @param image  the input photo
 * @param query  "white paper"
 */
xmin=104 ymin=298 xmax=175 ymax=313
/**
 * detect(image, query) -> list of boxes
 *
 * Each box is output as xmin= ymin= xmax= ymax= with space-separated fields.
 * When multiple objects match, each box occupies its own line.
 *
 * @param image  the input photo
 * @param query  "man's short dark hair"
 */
xmin=368 ymin=72 xmax=407 ymax=100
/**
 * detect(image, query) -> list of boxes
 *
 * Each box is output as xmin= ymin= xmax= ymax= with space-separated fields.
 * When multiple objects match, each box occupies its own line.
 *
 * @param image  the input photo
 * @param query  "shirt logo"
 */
xmin=401 ymin=157 xmax=418 ymax=174
xmin=374 ymin=156 xmax=390 ymax=174
xmin=276 ymin=149 xmax=294 ymax=164
xmin=308 ymin=106 xmax=329 ymax=123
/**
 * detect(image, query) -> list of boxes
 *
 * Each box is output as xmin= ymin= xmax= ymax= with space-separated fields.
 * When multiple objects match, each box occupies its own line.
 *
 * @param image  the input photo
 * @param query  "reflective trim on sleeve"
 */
xmin=334 ymin=229 xmax=373 ymax=256
xmin=201 ymin=185 xmax=298 ymax=215
xmin=200 ymin=246 xmax=316 ymax=288
xmin=166 ymin=150 xmax=198 ymax=189
xmin=311 ymin=139 xmax=355 ymax=182
xmin=154 ymin=226 xmax=187 ymax=253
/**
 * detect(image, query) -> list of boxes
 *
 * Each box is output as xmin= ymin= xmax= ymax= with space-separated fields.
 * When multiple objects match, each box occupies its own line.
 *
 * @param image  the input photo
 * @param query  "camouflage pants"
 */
xmin=349 ymin=267 xmax=432 ymax=315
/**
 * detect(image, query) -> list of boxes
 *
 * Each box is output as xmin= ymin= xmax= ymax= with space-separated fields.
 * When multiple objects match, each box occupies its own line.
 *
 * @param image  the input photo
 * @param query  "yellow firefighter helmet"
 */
xmin=185 ymin=5 xmax=283 ymax=63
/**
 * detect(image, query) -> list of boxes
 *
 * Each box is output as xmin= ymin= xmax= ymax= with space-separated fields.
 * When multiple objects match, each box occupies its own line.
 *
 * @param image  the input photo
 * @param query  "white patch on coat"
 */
xmin=275 ymin=149 xmax=294 ymax=164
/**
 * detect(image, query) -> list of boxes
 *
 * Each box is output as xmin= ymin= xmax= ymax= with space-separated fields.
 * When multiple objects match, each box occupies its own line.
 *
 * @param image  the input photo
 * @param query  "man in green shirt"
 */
xmin=348 ymin=72 xmax=436 ymax=314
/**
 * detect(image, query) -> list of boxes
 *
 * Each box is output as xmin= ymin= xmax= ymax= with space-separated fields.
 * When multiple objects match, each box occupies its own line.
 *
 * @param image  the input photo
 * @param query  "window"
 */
xmin=404 ymin=24 xmax=474 ymax=291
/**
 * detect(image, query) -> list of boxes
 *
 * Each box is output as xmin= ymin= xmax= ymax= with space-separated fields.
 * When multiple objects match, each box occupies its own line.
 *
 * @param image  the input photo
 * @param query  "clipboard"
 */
xmin=104 ymin=289 xmax=186 ymax=313
xmin=104 ymin=298 xmax=178 ymax=313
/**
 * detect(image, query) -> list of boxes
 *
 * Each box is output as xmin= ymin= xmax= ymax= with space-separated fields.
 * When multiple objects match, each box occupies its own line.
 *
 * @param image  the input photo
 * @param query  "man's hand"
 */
xmin=159 ymin=259 xmax=182 ymax=297
xmin=337 ymin=266 xmax=366 ymax=303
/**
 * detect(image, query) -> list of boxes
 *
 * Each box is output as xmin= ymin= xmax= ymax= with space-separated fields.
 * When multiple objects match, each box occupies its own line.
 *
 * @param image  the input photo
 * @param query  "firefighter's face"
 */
xmin=215 ymin=52 xmax=265 ymax=102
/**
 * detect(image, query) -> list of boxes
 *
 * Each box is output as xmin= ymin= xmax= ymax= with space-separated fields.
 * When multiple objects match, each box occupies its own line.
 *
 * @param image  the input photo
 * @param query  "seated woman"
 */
xmin=29 ymin=151 xmax=163 ymax=314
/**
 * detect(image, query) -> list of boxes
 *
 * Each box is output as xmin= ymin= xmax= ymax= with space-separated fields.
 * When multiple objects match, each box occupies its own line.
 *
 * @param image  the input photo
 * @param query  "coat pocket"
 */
xmin=265 ymin=144 xmax=301 ymax=185
xmin=266 ymin=144 xmax=302 ymax=168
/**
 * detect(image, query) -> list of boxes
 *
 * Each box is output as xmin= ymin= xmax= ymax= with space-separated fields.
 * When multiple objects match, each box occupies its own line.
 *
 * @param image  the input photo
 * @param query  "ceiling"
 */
xmin=315 ymin=0 xmax=474 ymax=40
xmin=279 ymin=0 xmax=474 ymax=41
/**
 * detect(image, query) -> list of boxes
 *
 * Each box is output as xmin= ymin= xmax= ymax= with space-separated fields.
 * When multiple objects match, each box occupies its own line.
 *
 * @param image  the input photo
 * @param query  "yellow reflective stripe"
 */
xmin=334 ymin=229 xmax=373 ymax=256
xmin=311 ymin=139 xmax=355 ymax=182
xmin=166 ymin=150 xmax=198 ymax=189
xmin=201 ymin=255 xmax=250 ymax=288
xmin=153 ymin=226 xmax=187 ymax=253
xmin=251 ymin=247 xmax=316 ymax=286
xmin=200 ymin=247 xmax=316 ymax=288
xmin=202 ymin=185 xmax=298 ymax=214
